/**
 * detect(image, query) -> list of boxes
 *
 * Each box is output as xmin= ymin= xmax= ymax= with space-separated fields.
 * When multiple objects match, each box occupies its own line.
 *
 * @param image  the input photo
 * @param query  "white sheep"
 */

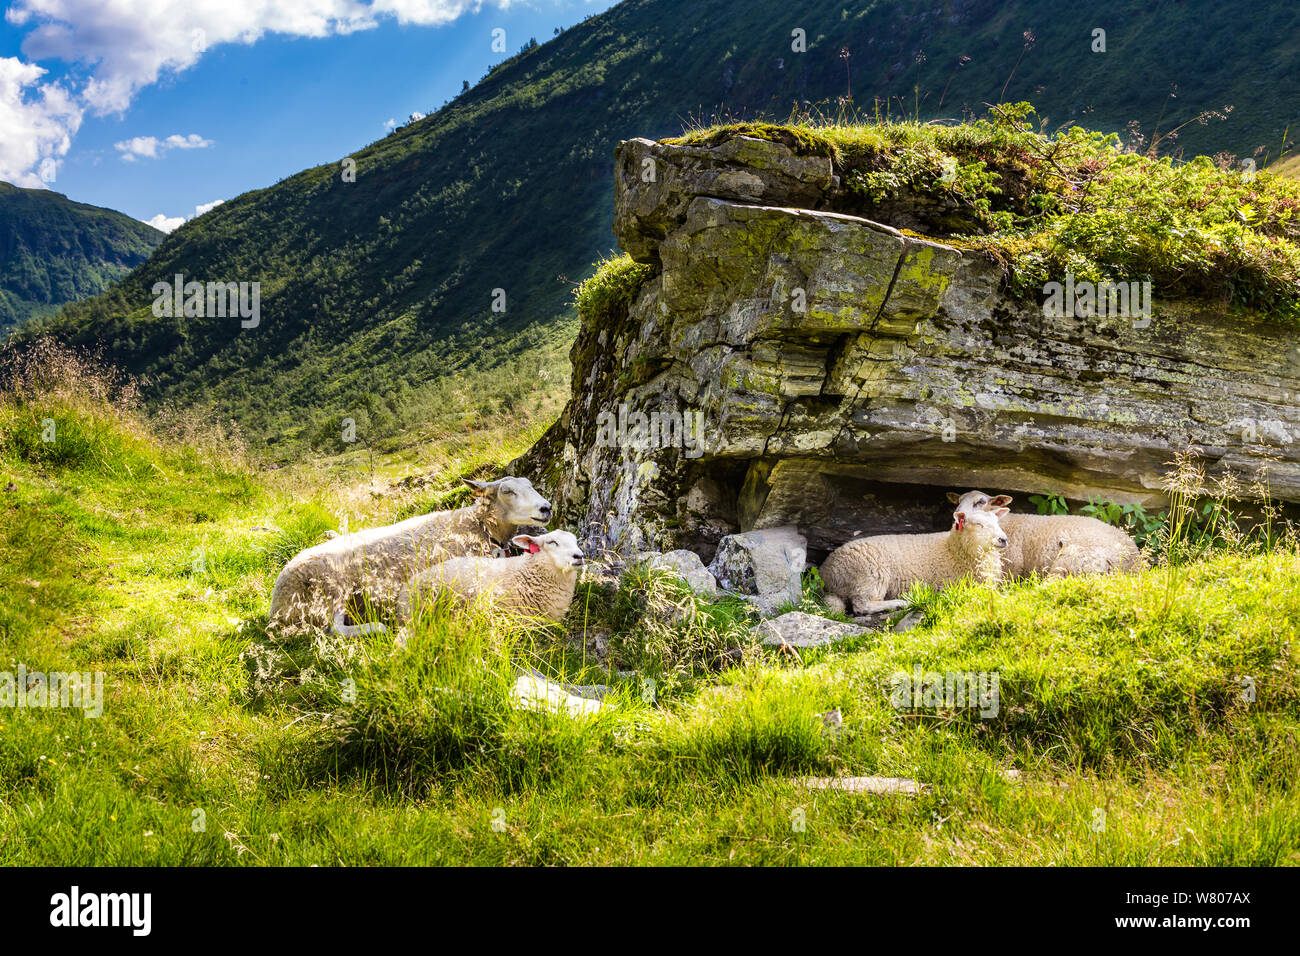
xmin=948 ymin=490 xmax=1145 ymax=577
xmin=269 ymin=476 xmax=552 ymax=635
xmin=398 ymin=530 xmax=585 ymax=623
xmin=819 ymin=507 xmax=1010 ymax=616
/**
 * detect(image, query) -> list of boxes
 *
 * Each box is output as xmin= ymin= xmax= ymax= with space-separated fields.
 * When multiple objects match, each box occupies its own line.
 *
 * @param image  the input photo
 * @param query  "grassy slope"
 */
xmin=1272 ymin=152 xmax=1300 ymax=179
xmin=0 ymin=182 xmax=163 ymax=333
xmin=2 ymin=390 xmax=1296 ymax=865
xmin=20 ymin=0 xmax=1300 ymax=450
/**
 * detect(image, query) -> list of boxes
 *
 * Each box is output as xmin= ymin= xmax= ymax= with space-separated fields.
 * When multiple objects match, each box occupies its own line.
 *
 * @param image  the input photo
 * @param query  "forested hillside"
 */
xmin=0 ymin=183 xmax=163 ymax=333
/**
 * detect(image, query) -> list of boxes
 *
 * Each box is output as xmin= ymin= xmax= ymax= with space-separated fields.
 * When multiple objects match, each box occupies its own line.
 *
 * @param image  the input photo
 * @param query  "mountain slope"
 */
xmin=22 ymin=0 xmax=1300 ymax=448
xmin=0 ymin=183 xmax=163 ymax=333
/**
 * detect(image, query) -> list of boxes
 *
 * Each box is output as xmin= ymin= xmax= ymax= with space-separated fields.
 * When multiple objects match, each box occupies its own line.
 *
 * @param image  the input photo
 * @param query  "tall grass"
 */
xmin=0 ymin=335 xmax=249 ymax=475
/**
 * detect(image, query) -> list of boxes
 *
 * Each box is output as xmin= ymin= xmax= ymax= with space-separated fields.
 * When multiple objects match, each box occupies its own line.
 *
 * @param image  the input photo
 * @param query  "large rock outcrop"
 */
xmin=518 ymin=134 xmax=1300 ymax=561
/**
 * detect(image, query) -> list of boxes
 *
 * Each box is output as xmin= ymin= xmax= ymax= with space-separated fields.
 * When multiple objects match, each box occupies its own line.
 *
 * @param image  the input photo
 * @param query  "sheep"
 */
xmin=269 ymin=476 xmax=552 ymax=636
xmin=819 ymin=507 xmax=1010 ymax=616
xmin=398 ymin=530 xmax=585 ymax=623
xmin=947 ymin=490 xmax=1145 ymax=577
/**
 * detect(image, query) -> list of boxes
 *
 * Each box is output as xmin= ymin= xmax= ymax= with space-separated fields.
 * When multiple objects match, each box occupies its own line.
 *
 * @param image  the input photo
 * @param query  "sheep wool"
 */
xmin=819 ymin=509 xmax=1009 ymax=616
xmin=400 ymin=530 xmax=585 ymax=622
xmin=269 ymin=475 xmax=552 ymax=630
xmin=949 ymin=490 xmax=1145 ymax=577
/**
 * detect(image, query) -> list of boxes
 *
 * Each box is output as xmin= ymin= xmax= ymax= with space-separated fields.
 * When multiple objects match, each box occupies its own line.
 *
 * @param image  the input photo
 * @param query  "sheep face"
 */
xmin=511 ymin=530 xmax=585 ymax=572
xmin=465 ymin=476 xmax=553 ymax=525
xmin=948 ymin=489 xmax=1014 ymax=513
xmin=951 ymin=508 xmax=1009 ymax=552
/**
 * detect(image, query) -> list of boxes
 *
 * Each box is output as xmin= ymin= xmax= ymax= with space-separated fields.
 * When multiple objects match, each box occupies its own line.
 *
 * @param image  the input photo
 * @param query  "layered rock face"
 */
xmin=518 ymin=134 xmax=1300 ymax=561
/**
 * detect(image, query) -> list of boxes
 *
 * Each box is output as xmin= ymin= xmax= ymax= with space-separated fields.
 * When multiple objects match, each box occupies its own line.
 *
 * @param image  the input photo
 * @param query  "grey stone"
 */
xmin=614 ymin=135 xmax=835 ymax=262
xmin=512 ymin=669 xmax=611 ymax=717
xmin=639 ymin=549 xmax=719 ymax=596
xmin=798 ymin=776 xmax=925 ymax=795
xmin=754 ymin=610 xmax=867 ymax=648
xmin=819 ymin=708 xmax=844 ymax=736
xmin=708 ymin=526 xmax=806 ymax=614
xmin=892 ymin=610 xmax=925 ymax=633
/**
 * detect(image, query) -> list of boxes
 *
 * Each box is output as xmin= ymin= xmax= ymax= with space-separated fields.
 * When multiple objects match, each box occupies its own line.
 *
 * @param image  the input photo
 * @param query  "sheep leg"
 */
xmin=844 ymin=575 xmax=902 ymax=616
xmin=851 ymin=599 xmax=907 ymax=615
xmin=331 ymin=596 xmax=388 ymax=638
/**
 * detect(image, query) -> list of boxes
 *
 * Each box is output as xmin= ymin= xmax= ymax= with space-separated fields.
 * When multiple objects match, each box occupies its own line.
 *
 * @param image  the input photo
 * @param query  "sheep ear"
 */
xmin=953 ymin=511 xmax=966 ymax=531
xmin=991 ymin=495 xmax=1013 ymax=507
xmin=993 ymin=506 xmax=1010 ymax=516
xmin=946 ymin=491 xmax=962 ymax=504
xmin=511 ymin=534 xmax=540 ymax=554
xmin=464 ymin=478 xmax=498 ymax=497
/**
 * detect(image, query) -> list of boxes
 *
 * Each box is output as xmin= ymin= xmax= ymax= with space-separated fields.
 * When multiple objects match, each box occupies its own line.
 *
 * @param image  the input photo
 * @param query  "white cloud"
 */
xmin=2 ymin=1 xmax=521 ymax=184
xmin=115 ymin=133 xmax=214 ymax=161
xmin=144 ymin=197 xmax=227 ymax=233
xmin=0 ymin=56 xmax=82 ymax=187
xmin=369 ymin=0 xmax=482 ymax=28
xmin=384 ymin=117 xmax=398 ymax=130
xmin=145 ymin=213 xmax=186 ymax=232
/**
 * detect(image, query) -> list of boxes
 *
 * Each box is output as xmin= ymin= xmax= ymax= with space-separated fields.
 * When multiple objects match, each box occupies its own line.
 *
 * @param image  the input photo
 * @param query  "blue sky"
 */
xmin=1 ymin=0 xmax=618 ymax=230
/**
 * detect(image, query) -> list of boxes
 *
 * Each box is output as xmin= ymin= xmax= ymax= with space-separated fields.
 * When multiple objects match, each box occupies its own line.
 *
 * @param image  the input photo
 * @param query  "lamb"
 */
xmin=819 ymin=507 xmax=1010 ymax=616
xmin=398 ymin=530 xmax=585 ymax=623
xmin=947 ymin=490 xmax=1145 ymax=577
xmin=268 ymin=476 xmax=552 ymax=635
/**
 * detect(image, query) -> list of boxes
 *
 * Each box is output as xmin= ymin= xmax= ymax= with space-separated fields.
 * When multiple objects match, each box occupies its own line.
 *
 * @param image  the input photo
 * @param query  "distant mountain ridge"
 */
xmin=19 ymin=0 xmax=1300 ymax=447
xmin=0 ymin=182 xmax=163 ymax=333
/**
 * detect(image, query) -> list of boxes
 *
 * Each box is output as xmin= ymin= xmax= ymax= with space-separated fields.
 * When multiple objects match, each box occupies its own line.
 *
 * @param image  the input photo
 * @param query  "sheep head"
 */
xmin=947 ymin=489 xmax=1014 ymax=513
xmin=511 ymin=530 xmax=584 ymax=572
xmin=951 ymin=508 xmax=1009 ymax=551
xmin=465 ymin=476 xmax=553 ymax=526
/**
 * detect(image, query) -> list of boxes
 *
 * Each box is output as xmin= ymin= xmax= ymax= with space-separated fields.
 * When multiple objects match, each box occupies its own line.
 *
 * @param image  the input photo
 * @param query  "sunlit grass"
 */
xmin=2 ymin=354 xmax=1298 ymax=865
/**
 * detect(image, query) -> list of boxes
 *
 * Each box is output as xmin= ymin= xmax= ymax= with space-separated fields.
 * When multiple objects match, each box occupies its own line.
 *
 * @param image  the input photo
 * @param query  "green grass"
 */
xmin=1271 ymin=152 xmax=1300 ymax=179
xmin=573 ymin=254 xmax=655 ymax=331
xmin=2 ymin=373 xmax=1298 ymax=865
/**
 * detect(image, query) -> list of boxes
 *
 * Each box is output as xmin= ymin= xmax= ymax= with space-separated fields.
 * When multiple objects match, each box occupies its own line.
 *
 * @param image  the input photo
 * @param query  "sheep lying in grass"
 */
xmin=269 ymin=476 xmax=552 ymax=635
xmin=398 ymin=530 xmax=585 ymax=623
xmin=948 ymin=490 xmax=1145 ymax=577
xmin=819 ymin=508 xmax=1010 ymax=616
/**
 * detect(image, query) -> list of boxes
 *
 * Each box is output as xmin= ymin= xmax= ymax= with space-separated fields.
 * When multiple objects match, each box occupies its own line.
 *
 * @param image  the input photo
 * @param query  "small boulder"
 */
xmin=818 ymin=708 xmax=844 ymax=737
xmin=708 ymin=525 xmax=806 ymax=614
xmin=754 ymin=611 xmax=868 ymax=648
xmin=640 ymin=549 xmax=719 ymax=596
xmin=512 ymin=669 xmax=610 ymax=717
xmin=892 ymin=610 xmax=924 ymax=633
xmin=798 ymin=776 xmax=925 ymax=795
